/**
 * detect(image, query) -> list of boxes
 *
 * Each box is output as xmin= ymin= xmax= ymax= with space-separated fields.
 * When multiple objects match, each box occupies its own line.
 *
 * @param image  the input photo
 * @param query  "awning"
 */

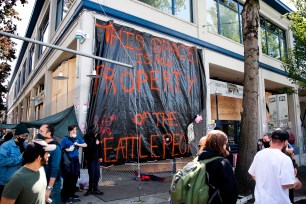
xmin=0 ymin=106 xmax=83 ymax=138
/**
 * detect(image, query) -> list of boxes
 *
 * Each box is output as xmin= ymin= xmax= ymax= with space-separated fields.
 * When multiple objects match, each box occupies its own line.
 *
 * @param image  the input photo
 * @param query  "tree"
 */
xmin=0 ymin=0 xmax=27 ymax=114
xmin=282 ymin=0 xmax=306 ymax=93
xmin=235 ymin=0 xmax=259 ymax=195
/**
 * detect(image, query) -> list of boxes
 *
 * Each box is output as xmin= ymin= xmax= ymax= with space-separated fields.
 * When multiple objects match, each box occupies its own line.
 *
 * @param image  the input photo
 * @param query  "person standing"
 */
xmin=249 ymin=130 xmax=301 ymax=203
xmin=84 ymin=125 xmax=103 ymax=196
xmin=197 ymin=130 xmax=238 ymax=204
xmin=61 ymin=125 xmax=87 ymax=204
xmin=0 ymin=124 xmax=29 ymax=197
xmin=36 ymin=124 xmax=62 ymax=204
xmin=0 ymin=139 xmax=56 ymax=204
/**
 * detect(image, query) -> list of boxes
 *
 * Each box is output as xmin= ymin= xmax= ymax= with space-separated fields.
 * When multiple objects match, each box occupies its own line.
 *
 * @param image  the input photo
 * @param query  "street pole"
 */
xmin=0 ymin=30 xmax=134 ymax=69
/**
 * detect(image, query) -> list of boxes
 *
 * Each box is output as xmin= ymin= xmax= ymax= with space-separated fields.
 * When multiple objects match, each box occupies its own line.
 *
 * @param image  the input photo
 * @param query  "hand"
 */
xmin=45 ymin=189 xmax=51 ymax=202
xmin=66 ymin=145 xmax=75 ymax=152
xmin=74 ymin=142 xmax=79 ymax=146
xmin=98 ymin=158 xmax=102 ymax=163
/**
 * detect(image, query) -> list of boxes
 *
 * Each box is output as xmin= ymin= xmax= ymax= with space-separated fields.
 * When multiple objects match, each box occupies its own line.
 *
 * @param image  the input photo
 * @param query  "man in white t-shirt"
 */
xmin=249 ymin=130 xmax=300 ymax=204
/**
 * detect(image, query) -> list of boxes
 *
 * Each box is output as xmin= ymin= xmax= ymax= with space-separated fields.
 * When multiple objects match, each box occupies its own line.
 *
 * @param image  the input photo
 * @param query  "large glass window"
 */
xmin=28 ymin=46 xmax=35 ymax=74
xmin=138 ymin=0 xmax=193 ymax=22
xmin=55 ymin=0 xmax=71 ymax=30
xmin=206 ymin=0 xmax=243 ymax=43
xmin=260 ymin=16 xmax=286 ymax=60
xmin=38 ymin=15 xmax=50 ymax=58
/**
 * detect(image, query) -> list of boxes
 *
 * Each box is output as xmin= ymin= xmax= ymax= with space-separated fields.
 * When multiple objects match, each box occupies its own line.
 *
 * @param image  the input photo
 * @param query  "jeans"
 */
xmin=87 ymin=159 xmax=100 ymax=191
xmin=49 ymin=178 xmax=61 ymax=204
xmin=62 ymin=173 xmax=78 ymax=201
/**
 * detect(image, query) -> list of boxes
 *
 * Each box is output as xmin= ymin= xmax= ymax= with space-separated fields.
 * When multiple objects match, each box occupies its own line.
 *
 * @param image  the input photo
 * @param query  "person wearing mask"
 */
xmin=36 ymin=124 xmax=62 ymax=204
xmin=262 ymin=133 xmax=271 ymax=149
xmin=197 ymin=130 xmax=238 ymax=204
xmin=0 ymin=124 xmax=29 ymax=198
xmin=84 ymin=125 xmax=103 ymax=196
xmin=0 ymin=139 xmax=56 ymax=204
xmin=60 ymin=125 xmax=87 ymax=204
xmin=249 ymin=130 xmax=301 ymax=203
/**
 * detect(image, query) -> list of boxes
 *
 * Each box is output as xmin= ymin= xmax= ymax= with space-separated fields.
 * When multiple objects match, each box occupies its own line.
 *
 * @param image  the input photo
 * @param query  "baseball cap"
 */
xmin=31 ymin=139 xmax=56 ymax=151
xmin=271 ymin=130 xmax=289 ymax=141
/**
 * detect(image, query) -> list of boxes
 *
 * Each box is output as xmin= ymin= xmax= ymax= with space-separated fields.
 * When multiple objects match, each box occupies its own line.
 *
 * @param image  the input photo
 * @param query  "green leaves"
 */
xmin=282 ymin=0 xmax=306 ymax=95
xmin=0 ymin=0 xmax=27 ymax=112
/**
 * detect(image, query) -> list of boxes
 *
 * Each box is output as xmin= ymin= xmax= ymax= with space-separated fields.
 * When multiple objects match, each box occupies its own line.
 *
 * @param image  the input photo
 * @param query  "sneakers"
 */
xmin=72 ymin=194 xmax=81 ymax=201
xmin=64 ymin=198 xmax=73 ymax=204
xmin=93 ymin=189 xmax=104 ymax=195
xmin=84 ymin=190 xmax=93 ymax=196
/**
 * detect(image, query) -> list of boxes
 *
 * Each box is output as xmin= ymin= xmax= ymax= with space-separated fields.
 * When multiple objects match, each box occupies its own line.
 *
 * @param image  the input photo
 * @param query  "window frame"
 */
xmin=138 ymin=0 xmax=194 ymax=23
xmin=208 ymin=0 xmax=243 ymax=43
xmin=260 ymin=16 xmax=287 ymax=60
xmin=38 ymin=15 xmax=50 ymax=58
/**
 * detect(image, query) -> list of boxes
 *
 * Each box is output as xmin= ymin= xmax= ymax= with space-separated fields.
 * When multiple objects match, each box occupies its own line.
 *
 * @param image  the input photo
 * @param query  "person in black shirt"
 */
xmin=83 ymin=125 xmax=103 ymax=196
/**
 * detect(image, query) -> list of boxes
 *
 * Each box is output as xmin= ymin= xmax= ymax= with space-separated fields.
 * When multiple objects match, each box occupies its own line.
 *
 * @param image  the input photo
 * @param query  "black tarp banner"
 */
xmin=88 ymin=20 xmax=206 ymax=164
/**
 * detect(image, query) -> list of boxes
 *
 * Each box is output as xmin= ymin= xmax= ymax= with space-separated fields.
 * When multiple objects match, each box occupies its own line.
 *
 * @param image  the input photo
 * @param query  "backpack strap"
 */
xmin=200 ymin=156 xmax=223 ymax=164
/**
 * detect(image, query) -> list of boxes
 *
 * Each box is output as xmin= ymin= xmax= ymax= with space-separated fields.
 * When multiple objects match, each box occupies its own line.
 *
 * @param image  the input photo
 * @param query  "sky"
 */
xmin=7 ymin=1 xmax=35 ymax=78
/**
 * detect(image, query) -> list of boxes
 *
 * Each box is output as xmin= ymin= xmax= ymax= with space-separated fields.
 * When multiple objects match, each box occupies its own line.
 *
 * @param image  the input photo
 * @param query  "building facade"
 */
xmin=6 ymin=0 xmax=305 ymax=165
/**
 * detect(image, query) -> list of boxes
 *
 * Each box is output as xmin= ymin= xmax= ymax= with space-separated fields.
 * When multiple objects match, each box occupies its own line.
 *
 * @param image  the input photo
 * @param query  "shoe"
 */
xmin=93 ymin=189 xmax=104 ymax=195
xmin=72 ymin=194 xmax=81 ymax=201
xmin=64 ymin=198 xmax=73 ymax=204
xmin=84 ymin=190 xmax=93 ymax=196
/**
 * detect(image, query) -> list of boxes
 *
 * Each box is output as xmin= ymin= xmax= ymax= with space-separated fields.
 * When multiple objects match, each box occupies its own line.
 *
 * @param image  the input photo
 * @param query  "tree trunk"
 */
xmin=235 ymin=0 xmax=260 ymax=195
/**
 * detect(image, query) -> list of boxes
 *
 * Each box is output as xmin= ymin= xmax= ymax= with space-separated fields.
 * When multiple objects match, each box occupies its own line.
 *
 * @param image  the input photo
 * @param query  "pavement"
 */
xmin=72 ymin=166 xmax=306 ymax=204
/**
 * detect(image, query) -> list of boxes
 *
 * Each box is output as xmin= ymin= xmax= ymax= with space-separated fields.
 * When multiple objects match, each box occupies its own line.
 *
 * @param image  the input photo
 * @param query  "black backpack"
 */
xmin=49 ymin=139 xmax=71 ymax=171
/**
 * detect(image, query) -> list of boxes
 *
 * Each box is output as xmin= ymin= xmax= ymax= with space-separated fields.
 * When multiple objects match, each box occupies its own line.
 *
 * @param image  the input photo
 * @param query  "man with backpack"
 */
xmin=36 ymin=124 xmax=62 ymax=204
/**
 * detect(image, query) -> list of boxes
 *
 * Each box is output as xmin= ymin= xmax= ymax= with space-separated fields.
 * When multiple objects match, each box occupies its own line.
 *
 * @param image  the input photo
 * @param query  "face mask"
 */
xmin=263 ymin=141 xmax=270 ymax=148
xmin=70 ymin=134 xmax=77 ymax=138
xmin=36 ymin=133 xmax=45 ymax=140
xmin=17 ymin=137 xmax=26 ymax=144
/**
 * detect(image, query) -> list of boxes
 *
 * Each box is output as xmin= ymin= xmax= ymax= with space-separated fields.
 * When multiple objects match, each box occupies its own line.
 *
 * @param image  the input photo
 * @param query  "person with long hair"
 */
xmin=197 ymin=130 xmax=238 ymax=204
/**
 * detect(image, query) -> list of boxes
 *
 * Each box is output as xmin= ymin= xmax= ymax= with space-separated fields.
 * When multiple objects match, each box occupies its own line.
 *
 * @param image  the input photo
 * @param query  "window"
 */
xmin=28 ymin=46 xmax=35 ymax=74
xmin=38 ymin=15 xmax=50 ymax=58
xmin=206 ymin=0 xmax=243 ymax=43
xmin=55 ymin=0 xmax=71 ymax=29
xmin=260 ymin=17 xmax=286 ymax=60
xmin=138 ymin=0 xmax=193 ymax=22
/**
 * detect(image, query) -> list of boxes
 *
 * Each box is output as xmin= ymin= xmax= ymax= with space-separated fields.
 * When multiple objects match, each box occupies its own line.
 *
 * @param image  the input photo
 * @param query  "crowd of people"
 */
xmin=196 ymin=128 xmax=302 ymax=204
xmin=0 ymin=123 xmax=303 ymax=204
xmin=0 ymin=123 xmax=103 ymax=204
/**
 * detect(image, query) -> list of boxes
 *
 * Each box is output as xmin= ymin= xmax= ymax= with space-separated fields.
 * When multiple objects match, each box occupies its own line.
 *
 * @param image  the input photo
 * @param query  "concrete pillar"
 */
xmin=30 ymin=88 xmax=36 ymax=121
xmin=258 ymin=68 xmax=267 ymax=138
xmin=22 ymin=98 xmax=27 ymax=122
xmin=288 ymin=91 xmax=304 ymax=165
xmin=44 ymin=69 xmax=53 ymax=117
xmin=74 ymin=11 xmax=95 ymax=134
xmin=204 ymin=49 xmax=211 ymax=128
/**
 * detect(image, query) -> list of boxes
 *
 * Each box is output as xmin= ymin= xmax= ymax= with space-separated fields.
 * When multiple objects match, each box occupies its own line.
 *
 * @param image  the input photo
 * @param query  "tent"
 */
xmin=0 ymin=106 xmax=83 ymax=138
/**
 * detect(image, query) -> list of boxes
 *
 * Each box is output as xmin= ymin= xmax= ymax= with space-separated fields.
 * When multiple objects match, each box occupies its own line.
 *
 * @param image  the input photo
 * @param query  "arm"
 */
xmin=0 ymin=145 xmax=22 ymax=167
xmin=74 ymin=136 xmax=87 ymax=148
xmin=218 ymin=159 xmax=238 ymax=204
xmin=45 ymin=146 xmax=61 ymax=200
xmin=0 ymin=197 xmax=15 ymax=204
xmin=283 ymin=178 xmax=302 ymax=189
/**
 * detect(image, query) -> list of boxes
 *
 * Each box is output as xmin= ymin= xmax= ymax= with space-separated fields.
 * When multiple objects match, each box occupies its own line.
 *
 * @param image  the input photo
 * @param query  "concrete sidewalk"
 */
xmin=73 ymin=166 xmax=306 ymax=204
xmin=73 ymin=192 xmax=170 ymax=204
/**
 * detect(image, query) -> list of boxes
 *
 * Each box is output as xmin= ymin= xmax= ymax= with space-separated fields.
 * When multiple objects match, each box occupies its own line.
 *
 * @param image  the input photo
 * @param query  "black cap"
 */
xmin=15 ymin=124 xmax=29 ymax=136
xmin=271 ymin=130 xmax=289 ymax=141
